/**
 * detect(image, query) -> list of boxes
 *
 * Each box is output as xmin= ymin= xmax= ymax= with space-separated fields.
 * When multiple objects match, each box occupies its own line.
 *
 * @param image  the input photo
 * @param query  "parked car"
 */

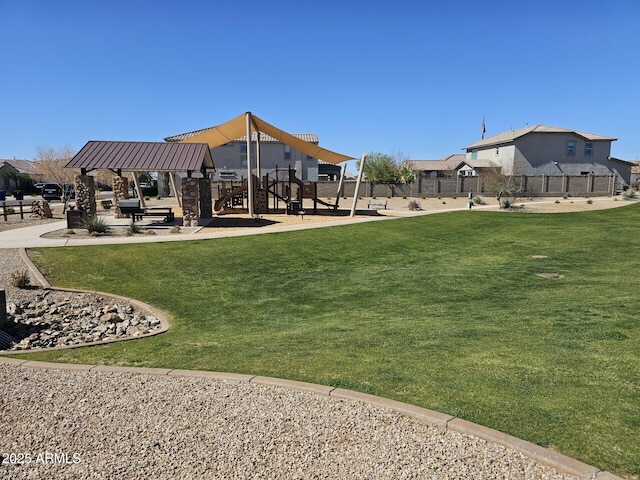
xmin=41 ymin=183 xmax=62 ymax=200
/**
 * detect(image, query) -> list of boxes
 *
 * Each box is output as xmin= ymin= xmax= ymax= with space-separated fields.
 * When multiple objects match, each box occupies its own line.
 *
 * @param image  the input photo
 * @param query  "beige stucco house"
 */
xmin=463 ymin=125 xmax=632 ymax=184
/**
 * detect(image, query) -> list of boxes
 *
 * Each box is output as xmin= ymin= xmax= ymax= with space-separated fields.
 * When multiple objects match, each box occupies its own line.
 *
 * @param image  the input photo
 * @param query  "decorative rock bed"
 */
xmin=1 ymin=289 xmax=161 ymax=351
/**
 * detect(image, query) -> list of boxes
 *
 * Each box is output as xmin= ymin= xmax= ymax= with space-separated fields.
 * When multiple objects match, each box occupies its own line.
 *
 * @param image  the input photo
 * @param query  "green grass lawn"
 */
xmin=9 ymin=203 xmax=640 ymax=478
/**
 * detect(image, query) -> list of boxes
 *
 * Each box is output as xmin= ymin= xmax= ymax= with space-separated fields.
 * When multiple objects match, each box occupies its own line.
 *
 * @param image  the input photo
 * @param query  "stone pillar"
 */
xmin=182 ymin=177 xmax=200 ymax=226
xmin=74 ymin=175 xmax=97 ymax=219
xmin=198 ymin=178 xmax=212 ymax=219
xmin=112 ymin=176 xmax=129 ymax=218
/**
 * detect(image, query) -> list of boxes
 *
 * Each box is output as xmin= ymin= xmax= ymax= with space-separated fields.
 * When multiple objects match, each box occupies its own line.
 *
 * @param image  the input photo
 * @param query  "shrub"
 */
xmin=407 ymin=200 xmax=421 ymax=211
xmin=500 ymin=199 xmax=513 ymax=209
xmin=402 ymin=195 xmax=407 ymax=199
xmin=472 ymin=196 xmax=485 ymax=205
xmin=623 ymin=187 xmax=638 ymax=201
xmin=587 ymin=199 xmax=593 ymax=205
xmin=4 ymin=206 xmax=15 ymax=215
xmin=83 ymin=216 xmax=110 ymax=234
xmin=156 ymin=195 xmax=161 ymax=200
xmin=10 ymin=269 xmax=31 ymax=289
xmin=555 ymin=200 xmax=561 ymax=204
xmin=169 ymin=226 xmax=181 ymax=234
xmin=451 ymin=195 xmax=457 ymax=199
xmin=127 ymin=221 xmax=142 ymax=235
xmin=421 ymin=194 xmax=426 ymax=200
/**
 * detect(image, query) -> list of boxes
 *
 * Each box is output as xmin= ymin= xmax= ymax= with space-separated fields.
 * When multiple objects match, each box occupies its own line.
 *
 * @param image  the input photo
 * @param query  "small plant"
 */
xmin=407 ymin=200 xmax=421 ymax=211
xmin=421 ymin=194 xmax=426 ymax=200
xmin=402 ymin=195 xmax=407 ymax=199
xmin=5 ymin=206 xmax=15 ymax=214
xmin=144 ymin=196 xmax=151 ymax=201
xmin=555 ymin=199 xmax=561 ymax=204
xmin=587 ymin=199 xmax=593 ymax=204
xmin=622 ymin=187 xmax=638 ymax=201
xmin=10 ymin=269 xmax=31 ymax=289
xmin=127 ymin=221 xmax=142 ymax=235
xmin=451 ymin=195 xmax=457 ymax=200
xmin=83 ymin=216 xmax=110 ymax=234
xmin=500 ymin=198 xmax=513 ymax=209
xmin=437 ymin=195 xmax=442 ymax=199
xmin=372 ymin=195 xmax=377 ymax=200
xmin=169 ymin=226 xmax=181 ymax=234
xmin=156 ymin=195 xmax=161 ymax=200
xmin=472 ymin=196 xmax=485 ymax=205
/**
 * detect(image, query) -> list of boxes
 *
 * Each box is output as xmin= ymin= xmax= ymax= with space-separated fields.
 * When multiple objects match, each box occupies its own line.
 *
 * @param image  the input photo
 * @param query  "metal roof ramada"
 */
xmin=65 ymin=141 xmax=214 ymax=172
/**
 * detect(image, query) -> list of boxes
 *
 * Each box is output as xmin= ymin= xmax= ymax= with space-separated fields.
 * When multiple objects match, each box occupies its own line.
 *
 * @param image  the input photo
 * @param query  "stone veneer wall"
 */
xmin=74 ymin=175 xmax=97 ymax=219
xmin=112 ymin=176 xmax=130 ymax=218
xmin=182 ymin=177 xmax=200 ymax=226
xmin=198 ymin=178 xmax=212 ymax=219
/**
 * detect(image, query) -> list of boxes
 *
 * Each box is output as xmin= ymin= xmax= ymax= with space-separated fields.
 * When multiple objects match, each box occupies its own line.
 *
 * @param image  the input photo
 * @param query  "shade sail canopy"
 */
xmin=65 ymin=141 xmax=215 ymax=172
xmin=165 ymin=112 xmax=355 ymax=165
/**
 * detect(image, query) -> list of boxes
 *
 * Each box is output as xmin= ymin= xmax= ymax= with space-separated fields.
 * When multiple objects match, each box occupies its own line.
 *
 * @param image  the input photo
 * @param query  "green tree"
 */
xmin=358 ymin=152 xmax=401 ymax=185
xmin=399 ymin=162 xmax=415 ymax=184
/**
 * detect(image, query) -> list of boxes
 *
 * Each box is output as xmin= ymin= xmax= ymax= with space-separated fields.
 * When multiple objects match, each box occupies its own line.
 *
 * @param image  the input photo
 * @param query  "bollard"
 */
xmin=0 ymin=289 xmax=7 ymax=330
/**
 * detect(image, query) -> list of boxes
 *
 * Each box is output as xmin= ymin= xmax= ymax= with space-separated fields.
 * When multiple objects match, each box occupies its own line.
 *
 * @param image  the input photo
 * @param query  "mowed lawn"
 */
xmin=14 ymin=203 xmax=640 ymax=478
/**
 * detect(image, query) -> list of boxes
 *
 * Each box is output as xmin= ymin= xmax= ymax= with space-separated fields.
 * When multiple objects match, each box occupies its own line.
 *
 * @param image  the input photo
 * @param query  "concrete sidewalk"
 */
xmin=0 ymin=213 xmax=398 ymax=249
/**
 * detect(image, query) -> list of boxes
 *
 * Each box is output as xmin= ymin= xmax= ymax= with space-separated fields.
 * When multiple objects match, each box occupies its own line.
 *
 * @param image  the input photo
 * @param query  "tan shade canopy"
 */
xmin=166 ymin=112 xmax=354 ymax=165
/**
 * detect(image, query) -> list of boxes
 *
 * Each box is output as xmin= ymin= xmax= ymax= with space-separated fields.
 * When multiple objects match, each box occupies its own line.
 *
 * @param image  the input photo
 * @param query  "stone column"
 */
xmin=74 ymin=175 xmax=97 ymax=219
xmin=112 ymin=176 xmax=130 ymax=218
xmin=182 ymin=177 xmax=200 ymax=226
xmin=198 ymin=178 xmax=212 ymax=219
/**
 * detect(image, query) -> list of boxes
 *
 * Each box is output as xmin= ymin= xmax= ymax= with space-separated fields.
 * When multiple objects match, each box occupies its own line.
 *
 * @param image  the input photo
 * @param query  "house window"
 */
xmin=471 ymin=149 xmax=478 ymax=160
xmin=584 ymin=142 xmax=593 ymax=156
xmin=566 ymin=141 xmax=576 ymax=156
xmin=284 ymin=145 xmax=291 ymax=160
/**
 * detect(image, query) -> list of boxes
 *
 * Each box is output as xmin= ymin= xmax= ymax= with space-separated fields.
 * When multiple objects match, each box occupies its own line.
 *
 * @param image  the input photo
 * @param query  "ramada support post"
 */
xmin=350 ymin=153 xmax=367 ymax=217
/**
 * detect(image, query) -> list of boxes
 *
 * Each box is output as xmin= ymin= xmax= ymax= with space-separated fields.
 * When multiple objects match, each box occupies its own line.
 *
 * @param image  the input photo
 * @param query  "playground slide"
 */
xmin=214 ymin=182 xmax=248 ymax=212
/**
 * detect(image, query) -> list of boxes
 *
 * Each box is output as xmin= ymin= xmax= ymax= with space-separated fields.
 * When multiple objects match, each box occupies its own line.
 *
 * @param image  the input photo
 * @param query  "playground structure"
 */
xmin=214 ymin=167 xmax=342 ymax=215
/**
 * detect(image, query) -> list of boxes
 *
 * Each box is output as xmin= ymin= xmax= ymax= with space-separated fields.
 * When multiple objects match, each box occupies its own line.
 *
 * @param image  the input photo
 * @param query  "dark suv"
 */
xmin=41 ymin=183 xmax=62 ymax=200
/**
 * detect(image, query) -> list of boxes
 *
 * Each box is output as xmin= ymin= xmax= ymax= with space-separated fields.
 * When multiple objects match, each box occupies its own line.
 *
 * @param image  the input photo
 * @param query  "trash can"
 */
xmin=66 ymin=209 xmax=85 ymax=229
xmin=14 ymin=190 xmax=23 ymax=200
xmin=0 ymin=190 xmax=5 ymax=201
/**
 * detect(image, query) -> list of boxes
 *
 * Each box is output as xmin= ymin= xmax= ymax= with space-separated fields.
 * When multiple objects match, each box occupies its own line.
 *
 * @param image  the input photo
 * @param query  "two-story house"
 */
xmin=463 ymin=125 xmax=631 ymax=184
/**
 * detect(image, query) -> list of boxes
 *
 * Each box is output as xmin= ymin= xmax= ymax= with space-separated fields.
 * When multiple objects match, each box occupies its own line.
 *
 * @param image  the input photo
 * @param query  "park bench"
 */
xmin=367 ymin=199 xmax=388 ymax=209
xmin=117 ymin=200 xmax=174 ymax=223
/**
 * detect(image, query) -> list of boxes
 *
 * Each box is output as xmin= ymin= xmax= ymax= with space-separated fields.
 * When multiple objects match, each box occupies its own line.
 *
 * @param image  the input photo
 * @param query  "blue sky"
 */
xmin=1 ymin=0 xmax=638 ymax=173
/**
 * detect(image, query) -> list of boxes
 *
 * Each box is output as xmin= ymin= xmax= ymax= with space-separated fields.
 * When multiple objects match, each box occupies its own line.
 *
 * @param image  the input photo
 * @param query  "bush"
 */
xmin=500 ymin=199 xmax=513 ymax=209
xmin=472 ymin=196 xmax=485 ymax=205
xmin=83 ymin=216 xmax=110 ymax=234
xmin=407 ymin=200 xmax=421 ymax=211
xmin=10 ymin=269 xmax=31 ymax=289
xmin=587 ymin=199 xmax=593 ymax=204
xmin=623 ymin=187 xmax=638 ymax=201
xmin=169 ymin=226 xmax=181 ymax=234
xmin=127 ymin=221 xmax=142 ymax=235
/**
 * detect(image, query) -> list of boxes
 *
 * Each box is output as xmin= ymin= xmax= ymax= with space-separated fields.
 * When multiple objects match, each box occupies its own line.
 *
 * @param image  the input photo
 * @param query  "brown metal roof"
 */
xmin=65 ymin=141 xmax=215 ymax=172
